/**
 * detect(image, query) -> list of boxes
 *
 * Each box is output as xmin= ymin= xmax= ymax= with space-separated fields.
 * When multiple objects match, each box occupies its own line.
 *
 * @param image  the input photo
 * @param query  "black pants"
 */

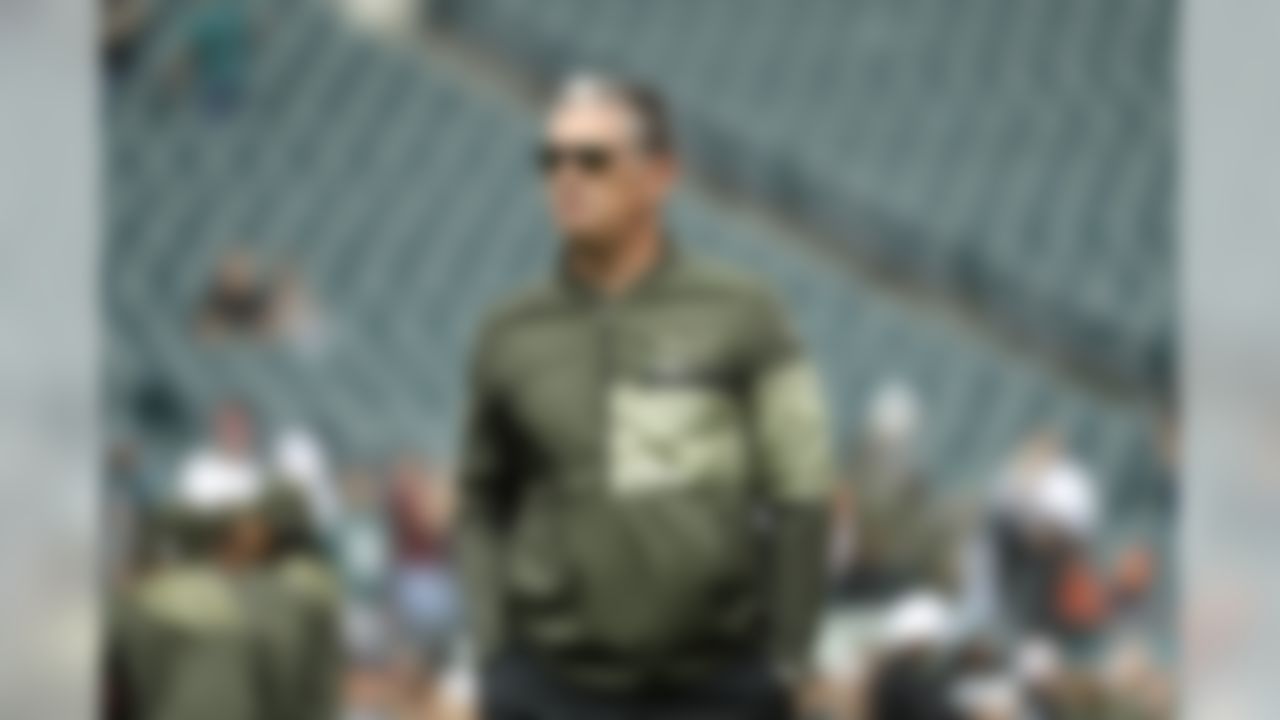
xmin=482 ymin=652 xmax=793 ymax=720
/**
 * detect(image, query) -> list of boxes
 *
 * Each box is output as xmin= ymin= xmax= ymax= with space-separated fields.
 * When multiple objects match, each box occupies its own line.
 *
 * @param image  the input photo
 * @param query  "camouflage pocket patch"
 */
xmin=607 ymin=383 xmax=748 ymax=496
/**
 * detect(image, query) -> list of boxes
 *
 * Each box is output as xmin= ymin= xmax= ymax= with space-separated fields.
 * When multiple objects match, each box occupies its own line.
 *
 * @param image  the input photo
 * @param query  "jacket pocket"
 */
xmin=504 ymin=497 xmax=575 ymax=611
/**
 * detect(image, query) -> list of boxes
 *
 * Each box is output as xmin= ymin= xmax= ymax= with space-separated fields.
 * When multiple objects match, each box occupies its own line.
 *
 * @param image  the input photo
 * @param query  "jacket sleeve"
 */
xmin=747 ymin=293 xmax=836 ymax=683
xmin=458 ymin=321 xmax=510 ymax=662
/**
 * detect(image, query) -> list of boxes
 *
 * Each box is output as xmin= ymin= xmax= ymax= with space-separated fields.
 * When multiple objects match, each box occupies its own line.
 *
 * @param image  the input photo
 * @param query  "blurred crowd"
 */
xmin=105 ymin=398 xmax=473 ymax=720
xmin=810 ymin=383 xmax=1176 ymax=719
xmin=104 ymin=371 xmax=1176 ymax=720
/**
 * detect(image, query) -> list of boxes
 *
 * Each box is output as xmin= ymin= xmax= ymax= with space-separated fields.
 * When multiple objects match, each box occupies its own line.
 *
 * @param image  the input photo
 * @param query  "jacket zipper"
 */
xmin=597 ymin=300 xmax=615 ymax=485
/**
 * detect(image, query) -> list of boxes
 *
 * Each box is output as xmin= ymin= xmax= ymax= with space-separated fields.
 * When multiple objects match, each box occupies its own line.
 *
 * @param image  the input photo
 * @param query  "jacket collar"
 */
xmin=557 ymin=235 xmax=679 ymax=303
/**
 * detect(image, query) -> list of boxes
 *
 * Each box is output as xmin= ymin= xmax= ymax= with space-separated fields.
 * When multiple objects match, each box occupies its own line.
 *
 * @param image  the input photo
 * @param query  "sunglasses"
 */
xmin=536 ymin=143 xmax=618 ymax=176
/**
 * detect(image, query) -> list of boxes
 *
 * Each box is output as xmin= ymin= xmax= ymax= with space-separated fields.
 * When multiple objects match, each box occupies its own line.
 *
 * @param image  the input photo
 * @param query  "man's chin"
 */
xmin=562 ymin=228 xmax=616 ymax=250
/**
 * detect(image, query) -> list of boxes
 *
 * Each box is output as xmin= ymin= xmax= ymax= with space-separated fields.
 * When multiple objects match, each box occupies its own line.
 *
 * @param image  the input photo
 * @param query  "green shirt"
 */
xmin=460 ymin=246 xmax=834 ymax=689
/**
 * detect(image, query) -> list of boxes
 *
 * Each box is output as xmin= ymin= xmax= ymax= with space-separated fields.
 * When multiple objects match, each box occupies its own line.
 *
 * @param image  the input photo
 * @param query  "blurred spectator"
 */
xmin=104 ymin=441 xmax=151 ymax=587
xmin=175 ymin=399 xmax=265 ymax=510
xmin=819 ymin=380 xmax=958 ymax=688
xmin=864 ymin=592 xmax=963 ymax=720
xmin=1109 ymin=545 xmax=1157 ymax=623
xmin=194 ymin=248 xmax=327 ymax=351
xmin=273 ymin=425 xmax=340 ymax=531
xmin=270 ymin=268 xmax=330 ymax=353
xmin=261 ymin=482 xmax=344 ymax=720
xmin=840 ymin=380 xmax=958 ymax=595
xmin=950 ymin=637 xmax=1023 ymax=720
xmin=195 ymin=248 xmax=275 ymax=340
xmin=335 ymin=467 xmax=392 ymax=665
xmin=109 ymin=502 xmax=277 ymax=720
xmin=387 ymin=456 xmax=460 ymax=657
xmin=105 ymin=440 xmax=181 ymax=586
xmin=102 ymin=0 xmax=149 ymax=83
xmin=173 ymin=0 xmax=259 ymax=114
xmin=106 ymin=439 xmax=157 ymax=509
xmin=985 ymin=429 xmax=1107 ymax=653
xmin=1010 ymin=639 xmax=1173 ymax=720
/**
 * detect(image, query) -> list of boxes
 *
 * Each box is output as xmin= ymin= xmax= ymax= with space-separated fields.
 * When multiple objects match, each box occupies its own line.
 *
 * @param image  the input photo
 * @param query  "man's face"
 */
xmin=540 ymin=96 xmax=675 ymax=247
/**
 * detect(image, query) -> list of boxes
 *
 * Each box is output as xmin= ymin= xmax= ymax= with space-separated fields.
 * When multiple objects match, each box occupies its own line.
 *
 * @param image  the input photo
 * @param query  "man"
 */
xmin=460 ymin=74 xmax=835 ymax=719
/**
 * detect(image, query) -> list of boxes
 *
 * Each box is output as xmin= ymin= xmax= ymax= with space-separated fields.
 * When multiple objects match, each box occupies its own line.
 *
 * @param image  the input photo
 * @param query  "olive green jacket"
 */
xmin=111 ymin=553 xmax=339 ymax=720
xmin=111 ymin=564 xmax=272 ymax=720
xmin=460 ymin=247 xmax=834 ymax=689
xmin=274 ymin=554 xmax=342 ymax=720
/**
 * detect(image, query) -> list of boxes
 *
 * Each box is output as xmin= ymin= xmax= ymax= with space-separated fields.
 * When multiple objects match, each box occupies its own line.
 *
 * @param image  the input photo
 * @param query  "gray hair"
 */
xmin=550 ymin=71 xmax=675 ymax=155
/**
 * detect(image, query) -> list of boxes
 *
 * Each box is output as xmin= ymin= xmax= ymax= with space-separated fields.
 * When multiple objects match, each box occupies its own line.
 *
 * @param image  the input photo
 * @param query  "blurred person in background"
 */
xmin=1107 ymin=544 xmax=1159 ymax=636
xmin=460 ymin=73 xmax=834 ymax=719
xmin=261 ymin=481 xmax=343 ymax=720
xmin=863 ymin=592 xmax=963 ymax=720
xmin=239 ymin=490 xmax=319 ymax=720
xmin=104 ymin=440 xmax=161 ymax=588
xmin=1104 ymin=407 xmax=1177 ymax=670
xmin=169 ymin=0 xmax=261 ymax=114
xmin=108 ymin=500 xmax=280 ymax=720
xmin=1100 ymin=544 xmax=1171 ymax=716
xmin=195 ymin=248 xmax=276 ymax=341
xmin=1008 ymin=637 xmax=1172 ymax=720
xmin=948 ymin=636 xmax=1023 ymax=720
xmin=273 ymin=425 xmax=341 ymax=532
xmin=270 ymin=267 xmax=331 ymax=354
xmin=175 ymin=398 xmax=265 ymax=511
xmin=108 ymin=439 xmax=163 ymax=508
xmin=102 ymin=0 xmax=149 ymax=84
xmin=335 ymin=467 xmax=392 ymax=670
xmin=818 ymin=380 xmax=958 ymax=706
xmin=389 ymin=455 xmax=460 ymax=660
xmin=985 ymin=429 xmax=1107 ymax=659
